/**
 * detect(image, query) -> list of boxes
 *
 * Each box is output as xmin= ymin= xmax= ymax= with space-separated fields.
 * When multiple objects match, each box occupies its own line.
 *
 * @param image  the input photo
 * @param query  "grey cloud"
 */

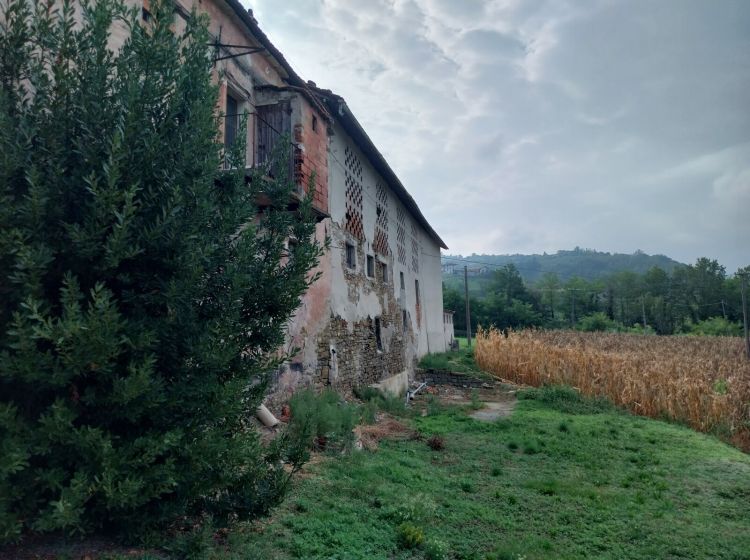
xmin=247 ymin=0 xmax=750 ymax=271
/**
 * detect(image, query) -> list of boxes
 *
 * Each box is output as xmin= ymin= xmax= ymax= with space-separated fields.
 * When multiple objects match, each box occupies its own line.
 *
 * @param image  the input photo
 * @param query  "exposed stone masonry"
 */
xmin=313 ymin=233 xmax=412 ymax=391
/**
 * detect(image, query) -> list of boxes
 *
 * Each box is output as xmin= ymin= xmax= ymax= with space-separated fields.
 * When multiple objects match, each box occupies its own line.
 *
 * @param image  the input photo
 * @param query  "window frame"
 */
xmin=224 ymin=92 xmax=239 ymax=150
xmin=345 ymin=242 xmax=356 ymax=270
xmin=379 ymin=261 xmax=388 ymax=284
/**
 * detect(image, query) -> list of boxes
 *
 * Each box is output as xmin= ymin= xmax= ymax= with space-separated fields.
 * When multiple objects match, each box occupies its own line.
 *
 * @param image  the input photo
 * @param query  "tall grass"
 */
xmin=475 ymin=328 xmax=750 ymax=451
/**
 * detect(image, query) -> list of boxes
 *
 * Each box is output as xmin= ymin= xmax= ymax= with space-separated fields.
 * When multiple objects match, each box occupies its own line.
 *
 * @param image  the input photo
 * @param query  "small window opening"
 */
xmin=312 ymin=115 xmax=318 ymax=132
xmin=225 ymin=93 xmax=239 ymax=149
xmin=400 ymin=271 xmax=405 ymax=290
xmin=346 ymin=243 xmax=356 ymax=269
xmin=374 ymin=317 xmax=382 ymax=351
xmin=380 ymin=262 xmax=388 ymax=283
xmin=402 ymin=309 xmax=408 ymax=333
xmin=415 ymin=279 xmax=420 ymax=306
xmin=366 ymin=255 xmax=374 ymax=277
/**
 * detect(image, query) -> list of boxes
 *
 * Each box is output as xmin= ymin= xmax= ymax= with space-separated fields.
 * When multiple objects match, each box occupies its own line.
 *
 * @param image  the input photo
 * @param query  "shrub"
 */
xmin=426 ymin=435 xmax=445 ymax=451
xmin=285 ymin=389 xmax=358 ymax=456
xmin=396 ymin=522 xmax=425 ymax=549
xmin=0 ymin=0 xmax=321 ymax=541
xmin=424 ymin=539 xmax=449 ymax=560
xmin=577 ymin=312 xmax=619 ymax=332
xmin=353 ymin=385 xmax=409 ymax=417
xmin=684 ymin=317 xmax=742 ymax=337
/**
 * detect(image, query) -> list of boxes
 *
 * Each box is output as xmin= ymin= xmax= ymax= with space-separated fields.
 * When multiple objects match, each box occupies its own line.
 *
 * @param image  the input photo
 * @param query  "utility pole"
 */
xmin=740 ymin=272 xmax=749 ymax=359
xmin=570 ymin=290 xmax=576 ymax=326
xmin=464 ymin=265 xmax=472 ymax=348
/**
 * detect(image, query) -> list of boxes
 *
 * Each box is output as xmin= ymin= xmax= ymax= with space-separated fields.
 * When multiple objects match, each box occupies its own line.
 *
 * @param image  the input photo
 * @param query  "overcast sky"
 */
xmin=246 ymin=0 xmax=749 ymax=272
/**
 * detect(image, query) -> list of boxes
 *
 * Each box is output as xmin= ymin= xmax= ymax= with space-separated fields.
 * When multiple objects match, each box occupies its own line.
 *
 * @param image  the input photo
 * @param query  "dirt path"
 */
xmin=470 ymin=399 xmax=516 ymax=421
xmin=412 ymin=382 xmax=518 ymax=421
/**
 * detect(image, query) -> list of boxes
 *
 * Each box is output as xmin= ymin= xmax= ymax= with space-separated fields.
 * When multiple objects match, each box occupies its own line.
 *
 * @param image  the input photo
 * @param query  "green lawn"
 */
xmin=222 ymin=387 xmax=750 ymax=560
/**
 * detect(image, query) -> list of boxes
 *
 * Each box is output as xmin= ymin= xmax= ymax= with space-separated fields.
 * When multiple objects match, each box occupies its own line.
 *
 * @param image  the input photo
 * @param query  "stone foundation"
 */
xmin=416 ymin=368 xmax=486 ymax=388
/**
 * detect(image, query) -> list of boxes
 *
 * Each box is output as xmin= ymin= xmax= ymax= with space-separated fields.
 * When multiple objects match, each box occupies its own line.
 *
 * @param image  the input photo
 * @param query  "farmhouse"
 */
xmin=111 ymin=0 xmax=450 ymax=396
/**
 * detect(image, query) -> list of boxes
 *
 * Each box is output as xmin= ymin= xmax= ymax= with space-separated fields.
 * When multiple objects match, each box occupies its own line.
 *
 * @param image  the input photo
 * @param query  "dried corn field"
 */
xmin=475 ymin=328 xmax=750 ymax=451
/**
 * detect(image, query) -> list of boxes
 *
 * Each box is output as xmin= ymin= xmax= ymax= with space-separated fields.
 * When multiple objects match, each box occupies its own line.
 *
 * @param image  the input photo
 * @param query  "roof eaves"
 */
xmin=222 ymin=0 xmax=328 ymax=119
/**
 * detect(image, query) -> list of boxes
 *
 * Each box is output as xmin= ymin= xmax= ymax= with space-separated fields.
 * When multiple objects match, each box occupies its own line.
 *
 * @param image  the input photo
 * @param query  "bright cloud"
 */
xmin=247 ymin=0 xmax=750 ymax=271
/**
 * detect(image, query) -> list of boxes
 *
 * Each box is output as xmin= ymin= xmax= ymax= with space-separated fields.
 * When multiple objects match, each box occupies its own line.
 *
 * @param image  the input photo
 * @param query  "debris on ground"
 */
xmin=354 ymin=415 xmax=415 ymax=451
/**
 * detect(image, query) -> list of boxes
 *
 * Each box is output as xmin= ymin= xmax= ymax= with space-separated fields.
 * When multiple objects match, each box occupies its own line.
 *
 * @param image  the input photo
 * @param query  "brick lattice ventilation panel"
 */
xmin=344 ymin=146 xmax=364 ymax=240
xmin=373 ymin=182 xmax=390 ymax=255
xmin=396 ymin=206 xmax=406 ymax=266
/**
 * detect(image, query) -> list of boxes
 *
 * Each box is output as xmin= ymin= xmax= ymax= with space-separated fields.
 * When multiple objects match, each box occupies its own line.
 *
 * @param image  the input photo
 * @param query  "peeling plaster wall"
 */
xmin=315 ymin=120 xmax=446 ymax=390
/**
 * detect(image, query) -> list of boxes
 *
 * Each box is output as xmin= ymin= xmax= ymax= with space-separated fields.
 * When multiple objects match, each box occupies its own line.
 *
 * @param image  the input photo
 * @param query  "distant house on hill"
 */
xmin=101 ymin=0 xmax=449 ymax=398
xmin=442 ymin=262 xmax=458 ymax=275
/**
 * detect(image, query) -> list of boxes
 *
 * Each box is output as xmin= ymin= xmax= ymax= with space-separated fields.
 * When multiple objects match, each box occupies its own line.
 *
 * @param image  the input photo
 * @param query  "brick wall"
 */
xmin=416 ymin=368 xmax=486 ymax=388
xmin=294 ymin=102 xmax=328 ymax=215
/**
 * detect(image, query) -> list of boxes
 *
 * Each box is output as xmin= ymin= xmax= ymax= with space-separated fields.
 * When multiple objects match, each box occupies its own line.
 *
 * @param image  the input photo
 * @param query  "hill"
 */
xmin=441 ymin=248 xmax=683 ymax=284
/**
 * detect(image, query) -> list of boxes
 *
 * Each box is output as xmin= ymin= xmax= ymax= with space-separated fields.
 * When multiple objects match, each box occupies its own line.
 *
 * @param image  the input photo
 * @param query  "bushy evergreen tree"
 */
xmin=0 ymin=0 xmax=321 ymax=541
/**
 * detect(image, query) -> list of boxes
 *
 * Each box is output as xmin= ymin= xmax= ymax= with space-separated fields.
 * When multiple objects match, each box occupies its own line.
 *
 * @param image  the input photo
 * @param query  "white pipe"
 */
xmin=256 ymin=404 xmax=280 ymax=427
xmin=406 ymin=382 xmax=427 ymax=402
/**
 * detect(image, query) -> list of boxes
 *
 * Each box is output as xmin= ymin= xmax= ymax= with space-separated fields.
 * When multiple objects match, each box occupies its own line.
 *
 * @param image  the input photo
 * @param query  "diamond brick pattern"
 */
xmin=374 ymin=182 xmax=390 ymax=255
xmin=396 ymin=206 xmax=406 ymax=266
xmin=344 ymin=146 xmax=364 ymax=240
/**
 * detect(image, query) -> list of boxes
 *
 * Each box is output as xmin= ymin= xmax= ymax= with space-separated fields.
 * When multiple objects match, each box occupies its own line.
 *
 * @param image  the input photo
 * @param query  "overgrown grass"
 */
xmin=418 ymin=347 xmax=490 ymax=378
xmin=225 ymin=386 xmax=750 ymax=560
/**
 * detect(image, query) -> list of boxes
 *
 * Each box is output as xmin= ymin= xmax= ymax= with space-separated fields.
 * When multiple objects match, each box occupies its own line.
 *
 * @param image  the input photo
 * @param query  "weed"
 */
xmin=519 ymin=385 xmax=613 ymax=415
xmin=426 ymin=394 xmax=443 ymax=416
xmin=507 ymin=441 xmax=519 ymax=451
xmin=361 ymin=401 xmax=378 ymax=425
xmin=382 ymin=495 xmax=437 ymax=525
xmin=286 ymin=389 xmax=358 ymax=456
xmin=354 ymin=385 xmax=410 ymax=417
xmin=522 ymin=440 xmax=541 ymax=454
xmin=396 ymin=522 xmax=425 ymax=549
xmin=460 ymin=480 xmax=475 ymax=493
xmin=525 ymin=479 xmax=559 ymax=496
xmin=426 ymin=435 xmax=445 ymax=451
xmin=353 ymin=385 xmax=383 ymax=401
xmin=419 ymin=353 xmax=450 ymax=370
xmin=491 ymin=466 xmax=502 ymax=477
xmin=470 ymin=388 xmax=483 ymax=410
xmin=424 ymin=539 xmax=449 ymax=560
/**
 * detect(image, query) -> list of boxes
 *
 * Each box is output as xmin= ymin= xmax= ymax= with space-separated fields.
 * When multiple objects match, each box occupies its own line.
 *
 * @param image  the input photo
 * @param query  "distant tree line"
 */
xmin=442 ymin=247 xmax=682 ymax=283
xmin=444 ymin=258 xmax=748 ymax=336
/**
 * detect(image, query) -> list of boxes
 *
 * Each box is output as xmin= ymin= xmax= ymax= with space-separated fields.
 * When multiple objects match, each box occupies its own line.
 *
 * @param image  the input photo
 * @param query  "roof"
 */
xmin=314 ymin=88 xmax=448 ymax=250
xmin=222 ymin=0 xmax=447 ymax=250
xmin=222 ymin=0 xmax=329 ymax=119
